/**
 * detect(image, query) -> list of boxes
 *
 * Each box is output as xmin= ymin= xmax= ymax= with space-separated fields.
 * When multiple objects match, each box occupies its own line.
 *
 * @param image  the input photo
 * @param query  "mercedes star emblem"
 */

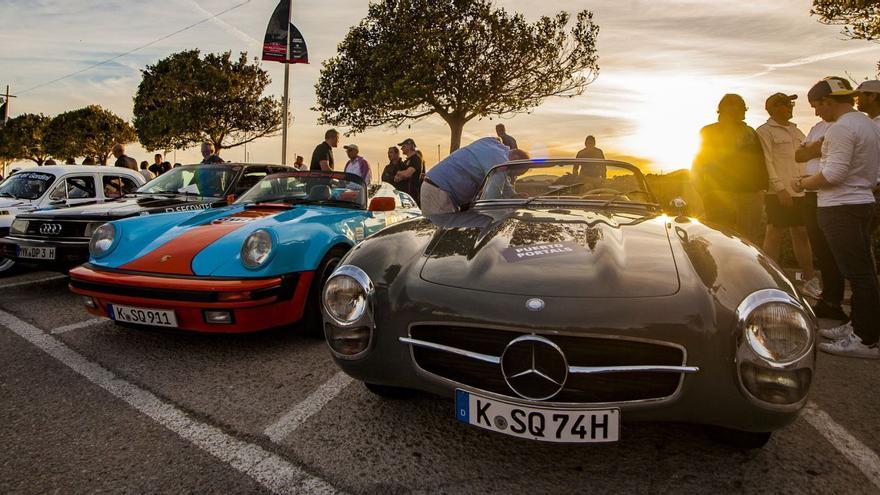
xmin=38 ymin=223 xmax=62 ymax=235
xmin=500 ymin=335 xmax=568 ymax=401
xmin=525 ymin=298 xmax=545 ymax=311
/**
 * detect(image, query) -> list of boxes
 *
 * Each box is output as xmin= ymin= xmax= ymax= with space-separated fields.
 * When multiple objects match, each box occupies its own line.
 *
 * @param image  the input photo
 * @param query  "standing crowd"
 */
xmin=693 ymin=76 xmax=880 ymax=360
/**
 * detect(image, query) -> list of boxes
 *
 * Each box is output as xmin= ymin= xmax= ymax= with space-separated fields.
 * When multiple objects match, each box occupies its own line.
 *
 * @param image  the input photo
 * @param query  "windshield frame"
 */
xmin=135 ymin=164 xmax=240 ymax=198
xmin=0 ymin=171 xmax=58 ymax=201
xmin=234 ymin=171 xmax=368 ymax=210
xmin=475 ymin=159 xmax=658 ymax=209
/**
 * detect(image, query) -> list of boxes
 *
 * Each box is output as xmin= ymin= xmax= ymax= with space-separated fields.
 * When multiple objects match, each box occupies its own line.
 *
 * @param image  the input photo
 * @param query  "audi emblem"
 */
xmin=39 ymin=223 xmax=62 ymax=235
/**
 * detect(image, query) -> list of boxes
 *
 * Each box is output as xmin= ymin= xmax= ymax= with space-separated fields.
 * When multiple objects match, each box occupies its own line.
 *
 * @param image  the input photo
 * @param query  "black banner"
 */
xmin=262 ymin=0 xmax=308 ymax=64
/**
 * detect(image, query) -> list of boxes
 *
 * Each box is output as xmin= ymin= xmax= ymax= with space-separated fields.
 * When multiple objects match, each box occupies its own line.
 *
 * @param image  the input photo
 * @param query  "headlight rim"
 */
xmin=88 ymin=222 xmax=118 ymax=259
xmin=240 ymin=229 xmax=276 ymax=270
xmin=736 ymin=288 xmax=815 ymax=368
xmin=322 ymin=264 xmax=374 ymax=327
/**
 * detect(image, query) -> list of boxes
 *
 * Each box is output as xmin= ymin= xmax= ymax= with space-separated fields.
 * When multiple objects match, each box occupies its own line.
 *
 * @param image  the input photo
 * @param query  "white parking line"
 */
xmin=0 ymin=310 xmax=342 ymax=495
xmin=803 ymin=402 xmax=880 ymax=490
xmin=0 ymin=274 xmax=66 ymax=290
xmin=50 ymin=318 xmax=107 ymax=335
xmin=265 ymin=371 xmax=354 ymax=443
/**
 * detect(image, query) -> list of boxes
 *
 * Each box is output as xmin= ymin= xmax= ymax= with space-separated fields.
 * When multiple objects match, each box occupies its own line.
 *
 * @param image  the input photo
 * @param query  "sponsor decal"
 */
xmin=354 ymin=226 xmax=364 ymax=241
xmin=502 ymin=241 xmax=580 ymax=263
xmin=164 ymin=203 xmax=212 ymax=213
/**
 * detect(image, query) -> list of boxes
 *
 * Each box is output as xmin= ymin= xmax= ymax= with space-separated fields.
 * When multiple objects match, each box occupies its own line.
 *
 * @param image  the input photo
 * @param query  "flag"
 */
xmin=262 ymin=0 xmax=308 ymax=64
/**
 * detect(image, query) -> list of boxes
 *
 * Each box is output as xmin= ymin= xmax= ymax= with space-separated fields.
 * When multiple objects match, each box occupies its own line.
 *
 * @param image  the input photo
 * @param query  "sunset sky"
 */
xmin=3 ymin=0 xmax=880 ymax=175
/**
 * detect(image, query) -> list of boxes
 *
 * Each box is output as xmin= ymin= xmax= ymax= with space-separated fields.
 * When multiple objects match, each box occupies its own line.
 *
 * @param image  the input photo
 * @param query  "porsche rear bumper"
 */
xmin=69 ymin=264 xmax=314 ymax=333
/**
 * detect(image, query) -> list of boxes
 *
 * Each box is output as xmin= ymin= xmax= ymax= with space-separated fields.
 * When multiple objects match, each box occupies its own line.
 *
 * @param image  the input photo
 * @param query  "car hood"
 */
xmin=420 ymin=207 xmax=680 ymax=298
xmin=22 ymin=195 xmax=219 ymax=219
xmin=0 ymin=198 xmax=35 ymax=209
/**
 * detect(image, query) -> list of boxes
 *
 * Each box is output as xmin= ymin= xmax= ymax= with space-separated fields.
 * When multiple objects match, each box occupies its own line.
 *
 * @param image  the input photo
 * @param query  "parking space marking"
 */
xmin=0 ymin=274 xmax=66 ymax=290
xmin=50 ymin=318 xmax=107 ymax=335
xmin=265 ymin=371 xmax=354 ymax=443
xmin=0 ymin=310 xmax=342 ymax=495
xmin=803 ymin=402 xmax=880 ymax=490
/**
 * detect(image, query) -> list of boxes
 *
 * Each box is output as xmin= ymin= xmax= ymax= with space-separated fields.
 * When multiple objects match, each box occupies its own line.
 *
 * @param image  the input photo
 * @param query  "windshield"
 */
xmin=0 ymin=171 xmax=57 ymax=200
xmin=235 ymin=171 xmax=366 ymax=208
xmin=477 ymin=160 xmax=654 ymax=206
xmin=137 ymin=165 xmax=237 ymax=198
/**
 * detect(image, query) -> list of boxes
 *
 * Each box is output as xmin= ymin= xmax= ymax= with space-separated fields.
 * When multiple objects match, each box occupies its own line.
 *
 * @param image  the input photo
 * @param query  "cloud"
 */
xmin=750 ymin=45 xmax=880 ymax=78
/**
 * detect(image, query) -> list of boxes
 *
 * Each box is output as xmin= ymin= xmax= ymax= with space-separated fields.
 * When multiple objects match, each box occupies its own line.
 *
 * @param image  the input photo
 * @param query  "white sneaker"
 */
xmin=801 ymin=277 xmax=823 ymax=299
xmin=819 ymin=321 xmax=854 ymax=341
xmin=819 ymin=333 xmax=880 ymax=359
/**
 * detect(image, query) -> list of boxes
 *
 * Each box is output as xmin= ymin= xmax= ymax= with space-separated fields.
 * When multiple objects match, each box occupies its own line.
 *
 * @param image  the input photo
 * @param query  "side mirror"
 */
xmin=368 ymin=196 xmax=396 ymax=212
xmin=669 ymin=197 xmax=688 ymax=216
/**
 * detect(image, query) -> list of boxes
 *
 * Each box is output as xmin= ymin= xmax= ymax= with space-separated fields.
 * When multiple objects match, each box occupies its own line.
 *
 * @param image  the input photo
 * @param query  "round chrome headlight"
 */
xmin=323 ymin=274 xmax=368 ymax=324
xmin=241 ymin=230 xmax=274 ymax=269
xmin=743 ymin=301 xmax=812 ymax=364
xmin=89 ymin=223 xmax=116 ymax=258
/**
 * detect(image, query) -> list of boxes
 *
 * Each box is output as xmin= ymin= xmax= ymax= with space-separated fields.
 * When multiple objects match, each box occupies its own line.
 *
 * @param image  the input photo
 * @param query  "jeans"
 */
xmin=805 ymin=193 xmax=845 ymax=308
xmin=818 ymin=203 xmax=880 ymax=345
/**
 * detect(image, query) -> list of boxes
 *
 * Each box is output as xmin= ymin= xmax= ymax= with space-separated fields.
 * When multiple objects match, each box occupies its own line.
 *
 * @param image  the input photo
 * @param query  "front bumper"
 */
xmin=69 ymin=264 xmax=315 ymax=333
xmin=0 ymin=236 xmax=89 ymax=269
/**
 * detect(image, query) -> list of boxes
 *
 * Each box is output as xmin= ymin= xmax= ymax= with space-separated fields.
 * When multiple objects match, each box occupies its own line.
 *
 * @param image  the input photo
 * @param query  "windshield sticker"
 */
xmin=164 ymin=203 xmax=212 ymax=213
xmin=18 ymin=173 xmax=53 ymax=181
xmin=502 ymin=242 xmax=580 ymax=263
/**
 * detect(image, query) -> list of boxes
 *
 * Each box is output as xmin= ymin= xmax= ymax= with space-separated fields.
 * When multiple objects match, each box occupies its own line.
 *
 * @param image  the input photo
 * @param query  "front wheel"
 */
xmin=0 ymin=257 xmax=17 ymax=277
xmin=303 ymin=246 xmax=348 ymax=337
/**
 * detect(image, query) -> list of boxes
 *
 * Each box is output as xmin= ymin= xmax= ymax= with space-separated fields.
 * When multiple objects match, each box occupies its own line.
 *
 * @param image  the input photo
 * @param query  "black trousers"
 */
xmin=805 ymin=193 xmax=845 ymax=308
xmin=818 ymin=203 xmax=880 ymax=345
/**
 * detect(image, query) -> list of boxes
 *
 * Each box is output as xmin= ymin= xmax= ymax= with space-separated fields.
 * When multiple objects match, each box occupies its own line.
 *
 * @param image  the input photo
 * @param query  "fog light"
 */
xmin=82 ymin=296 xmax=97 ymax=309
xmin=325 ymin=324 xmax=371 ymax=357
xmin=204 ymin=310 xmax=234 ymax=325
xmin=740 ymin=363 xmax=812 ymax=405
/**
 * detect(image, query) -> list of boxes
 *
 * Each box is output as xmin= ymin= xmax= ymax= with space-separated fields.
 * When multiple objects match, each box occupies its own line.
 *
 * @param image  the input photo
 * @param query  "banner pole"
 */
xmin=280 ymin=0 xmax=292 ymax=165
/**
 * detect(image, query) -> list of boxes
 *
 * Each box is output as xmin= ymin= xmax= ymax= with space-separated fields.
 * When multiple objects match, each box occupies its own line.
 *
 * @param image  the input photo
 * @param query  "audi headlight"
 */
xmin=743 ymin=302 xmax=812 ymax=364
xmin=241 ymin=230 xmax=274 ymax=269
xmin=84 ymin=222 xmax=105 ymax=238
xmin=88 ymin=223 xmax=116 ymax=258
xmin=10 ymin=219 xmax=28 ymax=234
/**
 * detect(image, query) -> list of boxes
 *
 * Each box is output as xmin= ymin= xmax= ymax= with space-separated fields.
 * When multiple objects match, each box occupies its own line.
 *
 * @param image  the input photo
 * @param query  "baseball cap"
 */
xmin=856 ymin=80 xmax=880 ymax=94
xmin=807 ymin=77 xmax=855 ymax=101
xmin=343 ymin=144 xmax=359 ymax=152
xmin=397 ymin=138 xmax=416 ymax=147
xmin=765 ymin=93 xmax=797 ymax=109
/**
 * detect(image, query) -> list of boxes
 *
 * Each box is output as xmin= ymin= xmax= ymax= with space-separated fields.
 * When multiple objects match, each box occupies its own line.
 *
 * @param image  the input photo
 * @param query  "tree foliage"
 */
xmin=0 ymin=113 xmax=52 ymax=165
xmin=812 ymin=0 xmax=880 ymax=41
xmin=44 ymin=105 xmax=136 ymax=165
xmin=315 ymin=0 xmax=600 ymax=152
xmin=133 ymin=50 xmax=282 ymax=152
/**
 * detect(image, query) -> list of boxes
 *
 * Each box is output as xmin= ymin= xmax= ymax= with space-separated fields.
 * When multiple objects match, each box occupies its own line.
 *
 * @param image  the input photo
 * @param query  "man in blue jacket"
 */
xmin=421 ymin=137 xmax=519 ymax=214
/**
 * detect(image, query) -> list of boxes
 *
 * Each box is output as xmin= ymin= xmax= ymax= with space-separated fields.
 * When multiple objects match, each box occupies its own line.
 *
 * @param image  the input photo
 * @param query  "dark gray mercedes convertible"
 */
xmin=321 ymin=159 xmax=816 ymax=447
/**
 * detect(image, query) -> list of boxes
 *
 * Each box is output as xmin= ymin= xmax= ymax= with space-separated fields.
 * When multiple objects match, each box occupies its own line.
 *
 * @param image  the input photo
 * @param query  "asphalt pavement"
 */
xmin=0 ymin=271 xmax=878 ymax=494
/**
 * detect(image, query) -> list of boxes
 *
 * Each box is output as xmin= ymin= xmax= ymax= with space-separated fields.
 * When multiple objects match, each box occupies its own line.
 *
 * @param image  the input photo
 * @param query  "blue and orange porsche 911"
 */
xmin=69 ymin=171 xmax=420 ymax=333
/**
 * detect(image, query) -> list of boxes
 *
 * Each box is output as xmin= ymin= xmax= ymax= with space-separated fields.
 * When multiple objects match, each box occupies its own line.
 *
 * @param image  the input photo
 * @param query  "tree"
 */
xmin=133 ymin=50 xmax=282 ymax=153
xmin=44 ymin=105 xmax=136 ymax=165
xmin=0 ymin=113 xmax=52 ymax=165
xmin=315 ymin=0 xmax=599 ymax=152
xmin=812 ymin=0 xmax=880 ymax=41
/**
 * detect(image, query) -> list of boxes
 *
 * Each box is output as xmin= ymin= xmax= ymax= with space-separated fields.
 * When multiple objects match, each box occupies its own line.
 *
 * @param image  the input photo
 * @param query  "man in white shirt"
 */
xmin=792 ymin=76 xmax=880 ymax=358
xmin=795 ymin=118 xmax=847 ymax=323
xmin=756 ymin=93 xmax=820 ymax=298
xmin=343 ymin=144 xmax=371 ymax=187
xmin=855 ymin=80 xmax=880 ymax=239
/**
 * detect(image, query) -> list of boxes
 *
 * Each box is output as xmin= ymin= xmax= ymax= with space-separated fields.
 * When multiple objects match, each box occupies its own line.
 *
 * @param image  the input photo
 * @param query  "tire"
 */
xmin=303 ymin=246 xmax=348 ymax=337
xmin=365 ymin=382 xmax=416 ymax=399
xmin=0 ymin=257 xmax=18 ymax=277
xmin=708 ymin=427 xmax=772 ymax=449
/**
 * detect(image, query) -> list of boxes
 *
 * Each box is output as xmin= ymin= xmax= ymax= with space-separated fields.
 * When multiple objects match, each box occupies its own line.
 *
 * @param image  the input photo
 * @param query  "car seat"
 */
xmin=307 ymin=185 xmax=332 ymax=201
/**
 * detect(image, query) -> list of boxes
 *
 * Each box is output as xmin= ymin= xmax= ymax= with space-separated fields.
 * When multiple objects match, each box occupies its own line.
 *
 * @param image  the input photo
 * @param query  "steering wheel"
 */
xmin=583 ymin=188 xmax=622 ymax=195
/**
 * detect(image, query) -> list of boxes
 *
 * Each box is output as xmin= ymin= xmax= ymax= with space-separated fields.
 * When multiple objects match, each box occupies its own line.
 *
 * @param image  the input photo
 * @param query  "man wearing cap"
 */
xmin=343 ymin=144 xmax=371 ymax=187
xmin=395 ymin=138 xmax=423 ymax=203
xmin=756 ymin=93 xmax=821 ymax=298
xmin=855 ymin=80 xmax=880 ymax=240
xmin=421 ymin=137 xmax=511 ymax=215
xmin=310 ymin=129 xmax=339 ymax=172
xmin=792 ymin=76 xmax=880 ymax=358
xmin=692 ymin=94 xmax=768 ymax=242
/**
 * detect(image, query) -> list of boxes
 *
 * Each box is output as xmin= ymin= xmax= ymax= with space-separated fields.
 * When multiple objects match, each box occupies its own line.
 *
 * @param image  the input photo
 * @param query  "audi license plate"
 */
xmin=108 ymin=304 xmax=178 ymax=328
xmin=17 ymin=246 xmax=56 ymax=260
xmin=455 ymin=389 xmax=619 ymax=443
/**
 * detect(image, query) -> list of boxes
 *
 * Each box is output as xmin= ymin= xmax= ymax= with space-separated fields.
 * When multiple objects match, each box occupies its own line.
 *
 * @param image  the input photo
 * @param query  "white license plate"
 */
xmin=109 ymin=304 xmax=178 ymax=328
xmin=17 ymin=246 xmax=56 ymax=260
xmin=455 ymin=389 xmax=620 ymax=443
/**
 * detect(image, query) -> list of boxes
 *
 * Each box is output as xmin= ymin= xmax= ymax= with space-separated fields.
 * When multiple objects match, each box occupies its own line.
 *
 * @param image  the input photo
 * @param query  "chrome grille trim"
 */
xmin=399 ymin=337 xmax=501 ymax=364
